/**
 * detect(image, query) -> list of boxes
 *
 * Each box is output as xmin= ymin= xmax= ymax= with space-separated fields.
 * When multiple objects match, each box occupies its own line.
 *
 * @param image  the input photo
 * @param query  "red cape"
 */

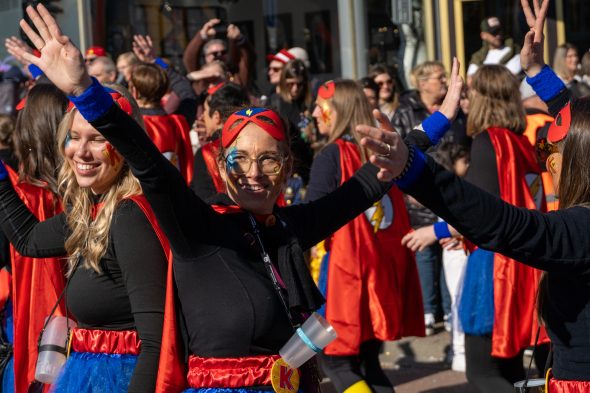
xmin=200 ymin=139 xmax=225 ymax=194
xmin=323 ymin=140 xmax=424 ymax=356
xmin=487 ymin=127 xmax=549 ymax=358
xmin=143 ymin=114 xmax=194 ymax=184
xmin=6 ymin=166 xmax=66 ymax=393
xmin=128 ymin=195 xmax=186 ymax=392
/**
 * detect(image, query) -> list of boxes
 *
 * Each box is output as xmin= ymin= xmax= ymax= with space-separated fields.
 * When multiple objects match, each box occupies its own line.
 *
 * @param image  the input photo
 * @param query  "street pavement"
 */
xmin=320 ymin=322 xmax=475 ymax=393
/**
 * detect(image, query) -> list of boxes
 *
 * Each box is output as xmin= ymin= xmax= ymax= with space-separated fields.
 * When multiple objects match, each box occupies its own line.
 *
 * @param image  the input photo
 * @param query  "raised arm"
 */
xmin=12 ymin=4 xmax=216 ymax=257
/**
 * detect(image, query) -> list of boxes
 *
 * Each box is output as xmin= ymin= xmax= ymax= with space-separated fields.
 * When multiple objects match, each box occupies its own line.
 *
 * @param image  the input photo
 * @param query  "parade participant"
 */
xmin=266 ymin=49 xmax=295 ymax=95
xmin=129 ymin=63 xmax=194 ymax=183
xmin=87 ymin=56 xmax=117 ymax=84
xmin=368 ymin=64 xmax=399 ymax=119
xmin=190 ymin=82 xmax=249 ymax=200
xmin=359 ymin=2 xmax=590 ymax=391
xmin=552 ymin=43 xmax=590 ymax=98
xmin=358 ymin=77 xmax=380 ymax=110
xmin=15 ymin=5 xmax=405 ymax=392
xmin=3 ymin=84 xmax=67 ymax=393
xmin=308 ymin=79 xmax=423 ymax=393
xmin=7 ymin=27 xmax=181 ymax=390
xmin=115 ymin=51 xmax=139 ymax=84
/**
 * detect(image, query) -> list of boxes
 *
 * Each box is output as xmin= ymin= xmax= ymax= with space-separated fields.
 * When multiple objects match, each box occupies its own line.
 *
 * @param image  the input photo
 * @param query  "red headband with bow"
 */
xmin=318 ymin=81 xmax=335 ymax=99
xmin=221 ymin=108 xmax=285 ymax=148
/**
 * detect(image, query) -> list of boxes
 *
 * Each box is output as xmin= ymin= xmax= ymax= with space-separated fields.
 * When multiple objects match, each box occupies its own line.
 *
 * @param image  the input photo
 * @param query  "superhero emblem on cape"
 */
xmin=525 ymin=173 xmax=543 ymax=210
xmin=364 ymin=194 xmax=393 ymax=233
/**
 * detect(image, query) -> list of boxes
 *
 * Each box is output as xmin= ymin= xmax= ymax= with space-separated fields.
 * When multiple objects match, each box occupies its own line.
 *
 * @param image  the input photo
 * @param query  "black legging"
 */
xmin=320 ymin=340 xmax=394 ymax=393
xmin=465 ymin=334 xmax=525 ymax=393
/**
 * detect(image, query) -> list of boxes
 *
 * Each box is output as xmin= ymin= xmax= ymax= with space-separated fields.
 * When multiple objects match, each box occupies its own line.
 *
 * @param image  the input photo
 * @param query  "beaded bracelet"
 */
xmin=393 ymin=144 xmax=415 ymax=181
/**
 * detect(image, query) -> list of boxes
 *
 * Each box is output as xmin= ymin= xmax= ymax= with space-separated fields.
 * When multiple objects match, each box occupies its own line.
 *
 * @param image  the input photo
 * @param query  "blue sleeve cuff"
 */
xmin=28 ymin=64 xmax=43 ymax=79
xmin=0 ymin=161 xmax=8 ymax=181
xmin=526 ymin=65 xmax=566 ymax=102
xmin=421 ymin=111 xmax=451 ymax=145
xmin=67 ymin=77 xmax=115 ymax=122
xmin=395 ymin=146 xmax=426 ymax=189
xmin=434 ymin=221 xmax=452 ymax=240
xmin=155 ymin=57 xmax=169 ymax=70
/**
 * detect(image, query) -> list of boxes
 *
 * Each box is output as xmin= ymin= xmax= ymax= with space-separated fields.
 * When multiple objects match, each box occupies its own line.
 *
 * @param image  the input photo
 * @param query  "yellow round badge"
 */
xmin=271 ymin=358 xmax=300 ymax=393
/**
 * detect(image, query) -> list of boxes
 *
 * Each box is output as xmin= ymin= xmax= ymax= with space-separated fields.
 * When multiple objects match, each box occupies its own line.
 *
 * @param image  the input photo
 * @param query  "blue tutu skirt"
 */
xmin=51 ymin=352 xmax=137 ymax=393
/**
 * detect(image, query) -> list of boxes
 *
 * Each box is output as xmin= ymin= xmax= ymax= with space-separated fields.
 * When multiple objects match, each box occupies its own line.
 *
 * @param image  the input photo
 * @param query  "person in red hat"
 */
xmin=84 ymin=45 xmax=107 ymax=65
xmin=267 ymin=49 xmax=295 ymax=94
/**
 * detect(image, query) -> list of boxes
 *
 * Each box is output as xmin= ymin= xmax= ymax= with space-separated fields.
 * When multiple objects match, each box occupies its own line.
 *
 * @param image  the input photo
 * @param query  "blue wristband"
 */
xmin=155 ymin=57 xmax=169 ymax=70
xmin=434 ymin=221 xmax=452 ymax=240
xmin=67 ymin=77 xmax=114 ymax=122
xmin=526 ymin=65 xmax=566 ymax=102
xmin=395 ymin=147 xmax=426 ymax=189
xmin=296 ymin=328 xmax=321 ymax=353
xmin=28 ymin=64 xmax=43 ymax=79
xmin=421 ymin=111 xmax=451 ymax=145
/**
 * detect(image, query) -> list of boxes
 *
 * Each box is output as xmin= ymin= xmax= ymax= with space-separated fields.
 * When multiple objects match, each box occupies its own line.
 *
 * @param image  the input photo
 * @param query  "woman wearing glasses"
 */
xmin=368 ymin=64 xmax=399 ymax=120
xmin=308 ymin=79 xmax=423 ymax=393
xmin=14 ymin=5 xmax=402 ymax=392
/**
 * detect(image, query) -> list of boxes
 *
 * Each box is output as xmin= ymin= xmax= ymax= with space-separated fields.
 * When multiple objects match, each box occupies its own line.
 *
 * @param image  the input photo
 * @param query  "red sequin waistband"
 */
xmin=187 ymin=354 xmax=281 ymax=388
xmin=71 ymin=328 xmax=141 ymax=355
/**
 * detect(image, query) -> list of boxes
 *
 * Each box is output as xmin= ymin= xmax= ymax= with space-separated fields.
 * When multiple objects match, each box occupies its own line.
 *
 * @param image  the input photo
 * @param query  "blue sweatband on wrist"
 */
xmin=155 ymin=57 xmax=169 ymax=70
xmin=28 ymin=64 xmax=43 ymax=79
xmin=395 ymin=147 xmax=426 ymax=189
xmin=434 ymin=221 xmax=452 ymax=240
xmin=526 ymin=65 xmax=566 ymax=102
xmin=0 ymin=161 xmax=8 ymax=181
xmin=422 ymin=111 xmax=451 ymax=145
xmin=67 ymin=77 xmax=114 ymax=122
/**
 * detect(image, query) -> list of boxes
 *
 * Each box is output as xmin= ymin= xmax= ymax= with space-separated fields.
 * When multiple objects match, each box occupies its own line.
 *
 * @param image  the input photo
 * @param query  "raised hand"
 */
xmin=438 ymin=57 xmax=464 ymax=121
xmin=132 ymin=34 xmax=156 ymax=63
xmin=357 ymin=123 xmax=408 ymax=182
xmin=200 ymin=18 xmax=220 ymax=40
xmin=520 ymin=0 xmax=550 ymax=77
xmin=226 ymin=24 xmax=241 ymax=40
xmin=5 ymin=36 xmax=33 ymax=67
xmin=12 ymin=4 xmax=90 ymax=96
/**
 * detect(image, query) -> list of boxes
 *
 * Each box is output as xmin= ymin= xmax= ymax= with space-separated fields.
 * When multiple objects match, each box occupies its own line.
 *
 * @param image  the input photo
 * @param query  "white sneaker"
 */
xmin=424 ymin=313 xmax=435 ymax=336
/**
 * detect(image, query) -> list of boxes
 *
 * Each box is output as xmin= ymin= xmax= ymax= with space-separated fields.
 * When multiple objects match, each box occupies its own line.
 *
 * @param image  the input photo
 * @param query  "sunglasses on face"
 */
xmin=207 ymin=50 xmax=227 ymax=58
xmin=376 ymin=79 xmax=393 ymax=87
xmin=269 ymin=67 xmax=282 ymax=73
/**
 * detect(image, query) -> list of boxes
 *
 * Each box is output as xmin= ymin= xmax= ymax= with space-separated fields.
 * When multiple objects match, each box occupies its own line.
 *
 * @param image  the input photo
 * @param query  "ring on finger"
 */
xmin=377 ymin=142 xmax=392 ymax=158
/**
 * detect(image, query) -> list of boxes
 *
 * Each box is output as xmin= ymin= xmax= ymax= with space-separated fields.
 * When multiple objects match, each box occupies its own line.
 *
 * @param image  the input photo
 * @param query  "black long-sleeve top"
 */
xmin=165 ymin=66 xmax=197 ymax=126
xmin=89 ymin=102 xmax=392 ymax=359
xmin=402 ymin=84 xmax=589 ymax=381
xmin=0 ymin=191 xmax=167 ymax=392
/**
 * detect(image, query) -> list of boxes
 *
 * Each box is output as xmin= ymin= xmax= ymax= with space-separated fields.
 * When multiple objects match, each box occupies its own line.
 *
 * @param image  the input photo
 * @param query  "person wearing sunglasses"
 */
xmin=359 ymin=1 xmax=590 ymax=391
xmin=368 ymin=64 xmax=399 ymax=120
xmin=13 ymin=5 xmax=405 ymax=392
xmin=183 ymin=18 xmax=254 ymax=90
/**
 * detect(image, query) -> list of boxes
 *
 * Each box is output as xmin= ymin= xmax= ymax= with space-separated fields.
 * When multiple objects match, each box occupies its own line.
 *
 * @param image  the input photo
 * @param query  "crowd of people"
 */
xmin=0 ymin=0 xmax=587 ymax=392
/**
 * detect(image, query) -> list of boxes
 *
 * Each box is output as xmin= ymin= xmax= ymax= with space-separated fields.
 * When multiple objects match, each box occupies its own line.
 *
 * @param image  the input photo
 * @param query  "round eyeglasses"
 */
xmin=225 ymin=152 xmax=286 ymax=175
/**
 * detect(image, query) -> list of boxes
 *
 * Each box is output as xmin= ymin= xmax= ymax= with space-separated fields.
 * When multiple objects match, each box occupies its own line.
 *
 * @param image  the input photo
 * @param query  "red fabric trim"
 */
xmin=323 ymin=140 xmax=424 ymax=356
xmin=128 ymin=195 xmax=187 ymax=392
xmin=487 ymin=128 xmax=549 ymax=358
xmin=143 ymin=114 xmax=194 ymax=184
xmin=187 ymin=354 xmax=280 ymax=388
xmin=6 ymin=165 xmax=66 ymax=393
xmin=548 ymin=377 xmax=590 ymax=393
xmin=201 ymin=139 xmax=225 ymax=193
xmin=71 ymin=328 xmax=141 ymax=355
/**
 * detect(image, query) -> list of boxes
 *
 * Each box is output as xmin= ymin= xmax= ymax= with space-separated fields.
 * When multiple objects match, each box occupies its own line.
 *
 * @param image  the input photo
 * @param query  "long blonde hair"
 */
xmin=467 ymin=65 xmax=526 ymax=137
xmin=56 ymin=101 xmax=143 ymax=275
xmin=325 ymin=80 xmax=374 ymax=162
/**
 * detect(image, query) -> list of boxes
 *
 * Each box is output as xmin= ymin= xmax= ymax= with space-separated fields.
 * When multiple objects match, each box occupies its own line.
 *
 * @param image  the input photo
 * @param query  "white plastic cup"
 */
xmin=279 ymin=312 xmax=337 ymax=368
xmin=34 ymin=316 xmax=77 ymax=384
xmin=514 ymin=379 xmax=546 ymax=393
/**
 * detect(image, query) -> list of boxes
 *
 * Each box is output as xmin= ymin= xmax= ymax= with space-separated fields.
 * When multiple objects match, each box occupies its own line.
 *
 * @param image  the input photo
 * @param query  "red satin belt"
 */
xmin=187 ymin=354 xmax=281 ymax=388
xmin=549 ymin=377 xmax=590 ymax=393
xmin=71 ymin=328 xmax=141 ymax=355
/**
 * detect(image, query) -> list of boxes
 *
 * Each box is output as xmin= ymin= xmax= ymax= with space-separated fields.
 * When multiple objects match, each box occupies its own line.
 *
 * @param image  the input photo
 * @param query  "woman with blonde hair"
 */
xmin=0 ymin=77 xmax=175 ymax=390
xmin=308 ymin=80 xmax=423 ymax=393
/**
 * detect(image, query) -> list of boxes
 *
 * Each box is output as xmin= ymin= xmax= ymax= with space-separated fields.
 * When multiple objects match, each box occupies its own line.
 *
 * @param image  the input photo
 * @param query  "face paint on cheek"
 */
xmin=320 ymin=102 xmax=332 ymax=126
xmin=225 ymin=146 xmax=239 ymax=173
xmin=64 ymin=133 xmax=71 ymax=149
xmin=102 ymin=142 xmax=122 ymax=167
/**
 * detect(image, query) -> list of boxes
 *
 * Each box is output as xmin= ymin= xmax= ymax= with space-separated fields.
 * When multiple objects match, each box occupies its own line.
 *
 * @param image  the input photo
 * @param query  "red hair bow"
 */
xmin=221 ymin=108 xmax=285 ymax=148
xmin=548 ymin=102 xmax=571 ymax=143
xmin=318 ymin=81 xmax=335 ymax=99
